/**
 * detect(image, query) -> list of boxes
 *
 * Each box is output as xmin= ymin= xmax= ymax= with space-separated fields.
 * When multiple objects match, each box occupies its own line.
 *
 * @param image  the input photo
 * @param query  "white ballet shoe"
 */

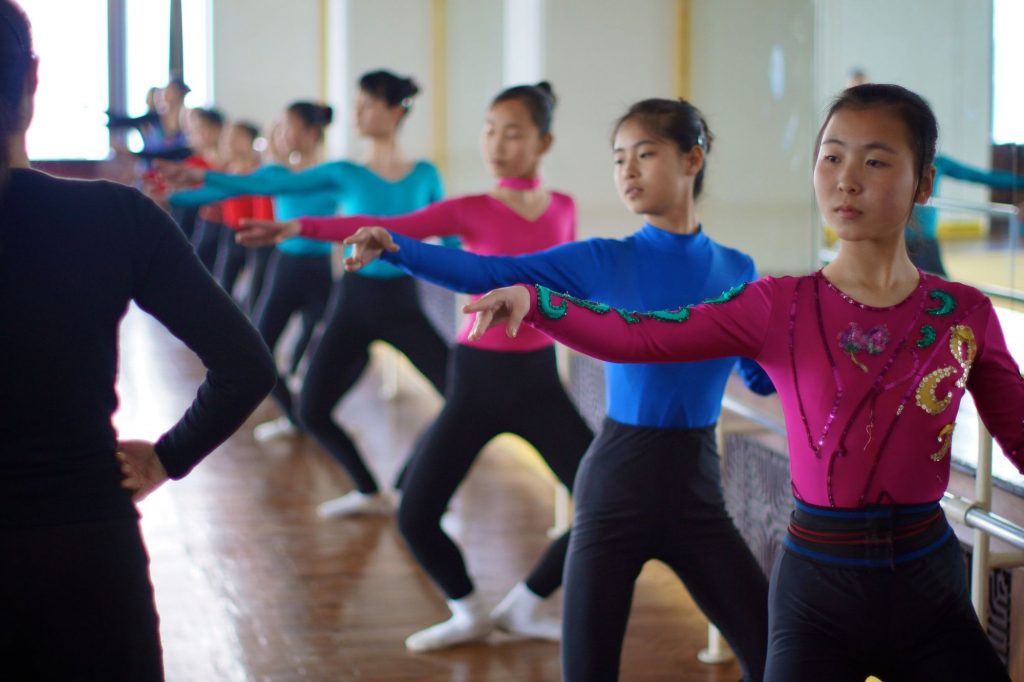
xmin=491 ymin=582 xmax=561 ymax=642
xmin=405 ymin=593 xmax=495 ymax=652
xmin=253 ymin=416 xmax=300 ymax=443
xmin=316 ymin=491 xmax=394 ymax=518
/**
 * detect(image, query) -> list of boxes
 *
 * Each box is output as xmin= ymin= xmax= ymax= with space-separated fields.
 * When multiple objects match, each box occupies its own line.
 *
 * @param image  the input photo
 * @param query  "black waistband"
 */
xmin=783 ymin=499 xmax=953 ymax=569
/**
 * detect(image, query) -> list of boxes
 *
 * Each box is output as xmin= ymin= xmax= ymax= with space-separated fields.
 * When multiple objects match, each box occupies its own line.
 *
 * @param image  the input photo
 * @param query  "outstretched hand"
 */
xmin=116 ymin=440 xmax=169 ymax=503
xmin=153 ymin=159 xmax=206 ymax=189
xmin=342 ymin=227 xmax=398 ymax=271
xmin=236 ymin=218 xmax=302 ymax=246
xmin=463 ymin=285 xmax=531 ymax=341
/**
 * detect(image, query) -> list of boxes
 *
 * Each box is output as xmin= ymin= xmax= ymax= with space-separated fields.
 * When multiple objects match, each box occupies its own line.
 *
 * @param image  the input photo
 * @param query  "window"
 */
xmin=22 ymin=0 xmax=109 ymax=160
xmin=992 ymin=0 xmax=1023 ymax=144
xmin=21 ymin=0 xmax=212 ymax=161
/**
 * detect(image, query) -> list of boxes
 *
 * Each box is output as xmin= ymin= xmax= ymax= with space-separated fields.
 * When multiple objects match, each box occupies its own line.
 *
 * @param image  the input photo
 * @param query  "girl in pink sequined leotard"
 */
xmin=466 ymin=85 xmax=1023 ymax=682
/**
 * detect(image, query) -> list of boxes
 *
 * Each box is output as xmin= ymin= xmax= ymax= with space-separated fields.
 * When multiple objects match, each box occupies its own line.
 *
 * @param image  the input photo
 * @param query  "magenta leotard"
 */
xmin=300 ymin=192 xmax=576 ymax=352
xmin=518 ymin=272 xmax=1024 ymax=508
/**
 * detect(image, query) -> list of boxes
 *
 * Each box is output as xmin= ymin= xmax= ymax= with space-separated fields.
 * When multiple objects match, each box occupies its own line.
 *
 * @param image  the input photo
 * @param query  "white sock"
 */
xmin=491 ymin=582 xmax=561 ymax=642
xmin=405 ymin=592 xmax=494 ymax=652
xmin=316 ymin=490 xmax=393 ymax=518
xmin=253 ymin=416 xmax=299 ymax=443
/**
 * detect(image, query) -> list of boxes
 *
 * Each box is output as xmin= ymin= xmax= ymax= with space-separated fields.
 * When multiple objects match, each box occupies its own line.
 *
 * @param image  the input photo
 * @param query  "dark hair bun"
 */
xmin=320 ymin=105 xmax=334 ymax=126
xmin=491 ymin=81 xmax=557 ymax=134
xmin=359 ymin=70 xmax=421 ymax=111
xmin=401 ymin=78 xmax=420 ymax=102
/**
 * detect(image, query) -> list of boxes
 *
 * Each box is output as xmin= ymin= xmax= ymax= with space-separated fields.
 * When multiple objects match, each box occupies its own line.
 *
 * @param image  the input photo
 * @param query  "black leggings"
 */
xmin=213 ymin=225 xmax=248 ymax=299
xmin=190 ymin=218 xmax=224 ymax=273
xmin=0 ymin=517 xmax=164 ymax=681
xmin=397 ymin=344 xmax=593 ymax=600
xmin=244 ymin=245 xmax=275 ymax=316
xmin=766 ymin=514 xmax=1008 ymax=681
xmin=562 ymin=419 xmax=769 ymax=682
xmin=252 ymin=250 xmax=332 ymax=421
xmin=297 ymin=273 xmax=450 ymax=493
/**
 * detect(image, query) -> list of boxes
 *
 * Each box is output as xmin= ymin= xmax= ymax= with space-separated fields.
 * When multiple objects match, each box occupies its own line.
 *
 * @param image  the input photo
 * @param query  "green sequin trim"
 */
xmin=535 ymin=283 xmax=717 ymax=327
xmin=646 ymin=308 xmax=692 ymax=323
xmin=702 ymin=283 xmax=746 ymax=305
xmin=536 ymin=285 xmax=569 ymax=320
xmin=926 ymin=289 xmax=956 ymax=316
xmin=916 ymin=324 xmax=937 ymax=349
xmin=562 ymin=292 xmax=611 ymax=315
xmin=615 ymin=309 xmax=642 ymax=324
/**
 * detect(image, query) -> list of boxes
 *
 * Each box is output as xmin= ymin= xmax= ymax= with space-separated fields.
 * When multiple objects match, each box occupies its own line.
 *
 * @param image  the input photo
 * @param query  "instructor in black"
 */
xmin=0 ymin=2 xmax=276 ymax=679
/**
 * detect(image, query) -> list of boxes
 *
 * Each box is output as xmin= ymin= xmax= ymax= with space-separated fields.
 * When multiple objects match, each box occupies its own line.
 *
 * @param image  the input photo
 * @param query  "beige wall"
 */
xmin=210 ymin=0 xmax=322 ymax=134
xmin=815 ymin=0 xmax=994 ymax=207
xmin=206 ymin=0 xmax=996 ymax=274
xmin=542 ymin=0 xmax=677 ymax=240
xmin=689 ymin=0 xmax=819 ymax=274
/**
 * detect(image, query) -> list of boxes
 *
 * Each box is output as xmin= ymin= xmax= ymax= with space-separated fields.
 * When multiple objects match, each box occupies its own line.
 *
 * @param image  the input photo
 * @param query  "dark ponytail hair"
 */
xmin=613 ymin=98 xmax=713 ymax=198
xmin=491 ymin=81 xmax=557 ymax=136
xmin=234 ymin=121 xmax=260 ymax=143
xmin=286 ymin=101 xmax=334 ymax=141
xmin=192 ymin=107 xmax=225 ymax=129
xmin=359 ymin=70 xmax=420 ymax=117
xmin=815 ymin=83 xmax=938 ymax=198
xmin=0 ymin=0 xmax=33 ymax=186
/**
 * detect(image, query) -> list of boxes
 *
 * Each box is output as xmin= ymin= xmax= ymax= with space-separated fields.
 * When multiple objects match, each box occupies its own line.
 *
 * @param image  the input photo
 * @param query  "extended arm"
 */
xmin=937 ymin=155 xmax=1024 ymax=190
xmin=170 ymin=165 xmax=291 ymax=207
xmin=203 ymin=161 xmax=348 ymax=196
xmin=300 ymin=199 xmax=467 ymax=243
xmin=465 ymin=280 xmax=772 ymax=365
xmin=381 ymin=232 xmax=601 ymax=296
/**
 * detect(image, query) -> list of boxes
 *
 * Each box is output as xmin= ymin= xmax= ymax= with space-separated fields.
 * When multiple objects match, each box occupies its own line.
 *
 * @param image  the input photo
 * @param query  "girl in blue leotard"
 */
xmin=339 ymin=98 xmax=775 ymax=681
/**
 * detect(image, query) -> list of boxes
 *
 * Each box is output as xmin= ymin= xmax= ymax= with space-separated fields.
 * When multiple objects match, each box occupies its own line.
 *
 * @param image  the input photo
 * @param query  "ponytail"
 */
xmin=359 ymin=70 xmax=420 ymax=117
xmin=286 ymin=100 xmax=334 ymax=141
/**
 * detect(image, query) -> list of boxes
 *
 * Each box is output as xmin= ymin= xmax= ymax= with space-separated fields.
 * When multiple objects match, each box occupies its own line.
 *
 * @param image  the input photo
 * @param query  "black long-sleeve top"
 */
xmin=0 ymin=169 xmax=276 ymax=526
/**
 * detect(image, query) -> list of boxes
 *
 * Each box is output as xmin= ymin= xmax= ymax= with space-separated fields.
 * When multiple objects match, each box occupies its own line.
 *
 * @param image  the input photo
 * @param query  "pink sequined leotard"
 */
xmin=520 ymin=272 xmax=1024 ymax=507
xmin=300 ymin=193 xmax=576 ymax=352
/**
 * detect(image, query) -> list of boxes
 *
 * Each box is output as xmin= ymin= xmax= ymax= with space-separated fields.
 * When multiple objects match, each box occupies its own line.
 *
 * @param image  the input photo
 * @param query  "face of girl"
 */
xmin=282 ymin=111 xmax=320 ymax=154
xmin=223 ymin=125 xmax=254 ymax=159
xmin=187 ymin=112 xmax=220 ymax=150
xmin=481 ymin=99 xmax=550 ymax=179
xmin=355 ymin=89 xmax=402 ymax=137
xmin=612 ymin=118 xmax=698 ymax=216
xmin=813 ymin=106 xmax=933 ymax=244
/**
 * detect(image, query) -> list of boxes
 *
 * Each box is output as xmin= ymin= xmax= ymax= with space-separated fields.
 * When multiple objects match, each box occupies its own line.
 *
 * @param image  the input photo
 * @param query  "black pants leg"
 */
xmin=0 ymin=518 xmax=164 ymax=681
xmin=561 ymin=421 xmax=768 ymax=682
xmin=562 ymin=439 xmax=649 ymax=682
xmin=298 ymin=275 xmax=450 ymax=494
xmin=253 ymin=251 xmax=332 ymax=422
xmin=213 ymin=226 xmax=248 ymax=298
xmin=244 ymin=245 xmax=275 ymax=315
xmin=508 ymin=370 xmax=593 ymax=597
xmin=765 ymin=534 xmax=1009 ymax=682
xmin=190 ymin=218 xmax=223 ymax=273
xmin=170 ymin=205 xmax=198 ymax=241
xmin=397 ymin=346 xmax=590 ymax=601
xmin=657 ymin=442 xmax=769 ymax=682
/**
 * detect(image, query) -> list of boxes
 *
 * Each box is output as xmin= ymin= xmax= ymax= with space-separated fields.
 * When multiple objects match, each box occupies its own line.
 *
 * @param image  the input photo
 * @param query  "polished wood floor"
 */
xmin=114 ymin=305 xmax=744 ymax=682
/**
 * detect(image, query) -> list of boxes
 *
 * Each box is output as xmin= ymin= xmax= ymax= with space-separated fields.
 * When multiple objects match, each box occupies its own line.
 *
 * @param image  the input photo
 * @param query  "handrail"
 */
xmin=928 ymin=195 xmax=1020 ymax=217
xmin=720 ymin=395 xmax=787 ymax=437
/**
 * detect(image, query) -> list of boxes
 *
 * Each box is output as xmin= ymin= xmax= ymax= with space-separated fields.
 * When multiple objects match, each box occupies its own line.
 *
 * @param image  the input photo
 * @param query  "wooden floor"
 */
xmin=114 ymin=305 xmax=744 ymax=682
